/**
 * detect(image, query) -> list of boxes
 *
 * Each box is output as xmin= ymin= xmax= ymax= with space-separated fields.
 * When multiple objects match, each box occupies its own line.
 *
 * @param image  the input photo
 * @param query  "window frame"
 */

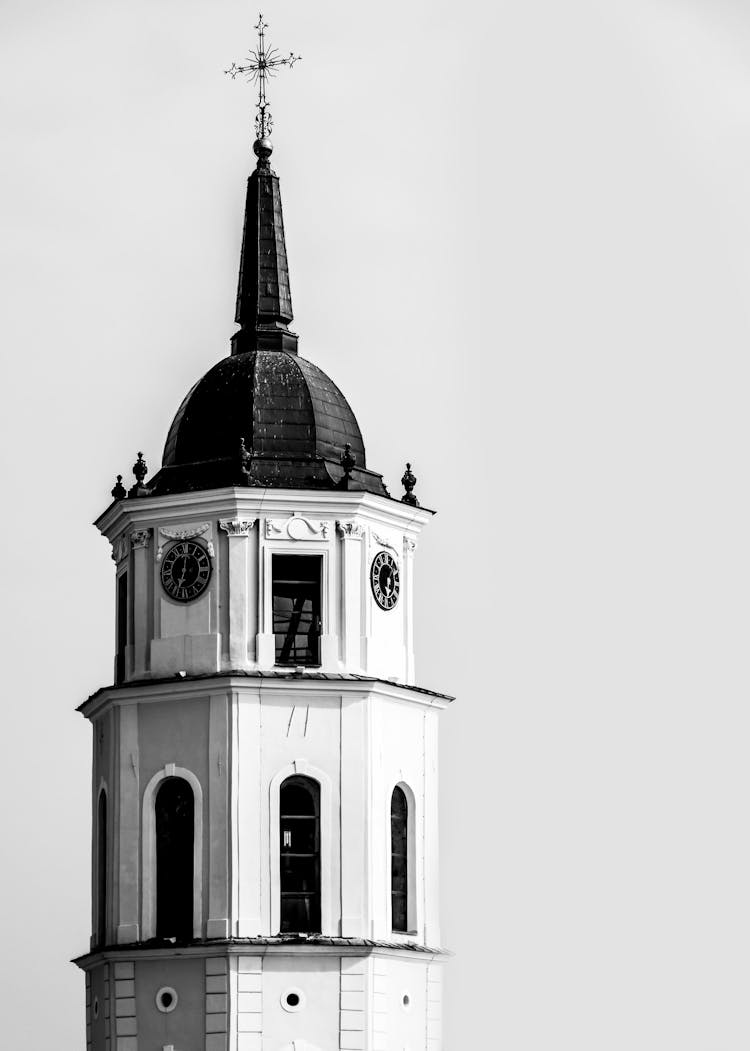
xmin=141 ymin=764 xmax=203 ymax=941
xmin=278 ymin=775 xmax=322 ymax=933
xmin=271 ymin=553 xmax=323 ymax=667
xmin=269 ymin=760 xmax=333 ymax=936
xmin=262 ymin=544 xmax=331 ymax=669
xmin=389 ymin=781 xmax=419 ymax=936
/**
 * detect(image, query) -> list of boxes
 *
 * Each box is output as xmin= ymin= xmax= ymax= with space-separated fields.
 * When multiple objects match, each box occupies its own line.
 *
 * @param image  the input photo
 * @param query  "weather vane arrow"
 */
xmin=225 ymin=13 xmax=300 ymax=141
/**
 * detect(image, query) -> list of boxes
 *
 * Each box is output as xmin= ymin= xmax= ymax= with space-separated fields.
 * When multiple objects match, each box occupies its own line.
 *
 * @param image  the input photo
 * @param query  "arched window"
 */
xmin=96 ymin=790 xmax=107 ymax=946
xmin=279 ymin=776 xmax=321 ymax=933
xmin=391 ymin=786 xmax=409 ymax=932
xmin=155 ymin=777 xmax=194 ymax=940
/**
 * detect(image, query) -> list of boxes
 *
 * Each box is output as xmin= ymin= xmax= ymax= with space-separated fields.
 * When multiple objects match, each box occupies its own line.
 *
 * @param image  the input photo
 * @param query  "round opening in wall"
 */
xmin=155 ymin=986 xmax=178 ymax=1013
xmin=92 ymin=997 xmax=99 ymax=1020
xmin=402 ymin=993 xmax=411 ymax=1010
xmin=281 ymin=987 xmax=305 ymax=1012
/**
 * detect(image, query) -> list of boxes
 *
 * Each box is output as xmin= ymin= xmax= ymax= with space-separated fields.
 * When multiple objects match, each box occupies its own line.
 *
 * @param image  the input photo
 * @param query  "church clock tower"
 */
xmin=75 ymin=17 xmax=451 ymax=1051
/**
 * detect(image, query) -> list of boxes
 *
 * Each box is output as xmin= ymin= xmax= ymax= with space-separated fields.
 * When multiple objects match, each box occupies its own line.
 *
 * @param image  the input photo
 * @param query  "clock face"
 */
xmin=370 ymin=551 xmax=400 ymax=610
xmin=160 ymin=541 xmax=212 ymax=602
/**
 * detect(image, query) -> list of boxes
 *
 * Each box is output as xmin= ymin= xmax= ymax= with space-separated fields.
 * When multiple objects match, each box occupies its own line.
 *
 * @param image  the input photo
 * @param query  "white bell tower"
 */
xmin=75 ymin=18 xmax=451 ymax=1051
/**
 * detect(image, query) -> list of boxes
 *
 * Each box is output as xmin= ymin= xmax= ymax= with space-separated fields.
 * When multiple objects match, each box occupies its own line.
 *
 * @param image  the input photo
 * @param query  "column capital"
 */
xmin=219 ymin=518 xmax=256 ymax=537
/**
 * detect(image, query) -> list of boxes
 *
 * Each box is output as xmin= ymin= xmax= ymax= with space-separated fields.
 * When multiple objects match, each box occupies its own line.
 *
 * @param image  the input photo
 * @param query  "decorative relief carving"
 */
xmin=265 ymin=515 xmax=330 ymax=541
xmin=219 ymin=518 xmax=256 ymax=537
xmin=130 ymin=529 xmax=151 ymax=549
xmin=372 ymin=532 xmax=398 ymax=554
xmin=111 ymin=535 xmax=130 ymax=563
xmin=156 ymin=523 xmax=214 ymax=562
xmin=403 ymin=537 xmax=417 ymax=554
xmin=336 ymin=521 xmax=364 ymax=539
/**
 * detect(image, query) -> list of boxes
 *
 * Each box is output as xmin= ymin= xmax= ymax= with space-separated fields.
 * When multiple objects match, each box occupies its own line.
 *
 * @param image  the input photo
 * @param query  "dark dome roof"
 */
xmin=149 ymin=350 xmax=388 ymax=497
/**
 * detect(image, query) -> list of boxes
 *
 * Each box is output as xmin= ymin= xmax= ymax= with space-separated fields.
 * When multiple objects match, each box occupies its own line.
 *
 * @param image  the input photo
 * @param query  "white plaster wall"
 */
xmin=94 ymin=680 xmax=443 ymax=953
xmin=99 ymin=491 xmax=429 ymax=685
xmin=369 ymin=699 xmax=441 ymax=945
xmin=236 ymin=689 xmax=343 ymax=936
xmin=379 ymin=956 xmax=436 ymax=1051
xmin=262 ymin=956 xmax=341 ymax=1051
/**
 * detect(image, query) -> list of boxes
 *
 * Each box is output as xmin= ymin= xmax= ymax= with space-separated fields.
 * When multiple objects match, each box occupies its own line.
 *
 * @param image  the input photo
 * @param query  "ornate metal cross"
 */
xmin=225 ymin=14 xmax=300 ymax=140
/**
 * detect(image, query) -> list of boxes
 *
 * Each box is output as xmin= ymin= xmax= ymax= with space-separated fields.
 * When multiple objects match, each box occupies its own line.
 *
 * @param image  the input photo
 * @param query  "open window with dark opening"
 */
xmin=391 ymin=786 xmax=409 ymax=932
xmin=155 ymin=777 xmax=194 ymax=940
xmin=279 ymin=776 xmax=321 ymax=933
xmin=272 ymin=555 xmax=322 ymax=666
xmin=96 ymin=790 xmax=107 ymax=947
xmin=115 ymin=571 xmax=128 ymax=684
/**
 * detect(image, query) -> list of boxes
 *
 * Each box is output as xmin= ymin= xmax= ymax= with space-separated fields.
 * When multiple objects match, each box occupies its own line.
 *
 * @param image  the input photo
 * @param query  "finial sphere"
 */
xmin=253 ymin=136 xmax=273 ymax=159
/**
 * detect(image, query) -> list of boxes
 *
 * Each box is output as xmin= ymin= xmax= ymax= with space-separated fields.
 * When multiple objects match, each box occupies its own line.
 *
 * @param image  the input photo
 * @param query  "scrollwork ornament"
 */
xmin=372 ymin=532 xmax=398 ymax=554
xmin=266 ymin=516 xmax=330 ymax=541
xmin=403 ymin=537 xmax=417 ymax=554
xmin=156 ymin=523 xmax=212 ymax=562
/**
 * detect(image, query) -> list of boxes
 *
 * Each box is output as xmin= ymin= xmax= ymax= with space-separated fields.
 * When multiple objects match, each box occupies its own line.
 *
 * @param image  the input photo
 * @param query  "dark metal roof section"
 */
xmin=146 ymin=137 xmax=389 ymax=498
xmin=231 ymin=139 xmax=297 ymax=355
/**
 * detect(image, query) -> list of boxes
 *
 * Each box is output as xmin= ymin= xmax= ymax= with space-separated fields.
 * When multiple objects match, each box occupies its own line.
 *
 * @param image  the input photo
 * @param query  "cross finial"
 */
xmin=225 ymin=13 xmax=301 ymax=142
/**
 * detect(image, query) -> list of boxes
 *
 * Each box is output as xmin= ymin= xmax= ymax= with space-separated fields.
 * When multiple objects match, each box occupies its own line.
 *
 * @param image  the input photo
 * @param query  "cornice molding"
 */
xmin=77 ymin=673 xmax=454 ymax=720
xmin=95 ymin=488 xmax=433 ymax=540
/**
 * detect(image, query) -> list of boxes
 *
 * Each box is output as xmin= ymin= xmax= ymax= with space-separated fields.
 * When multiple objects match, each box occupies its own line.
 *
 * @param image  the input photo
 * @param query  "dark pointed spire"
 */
xmin=230 ymin=138 xmax=298 ymax=355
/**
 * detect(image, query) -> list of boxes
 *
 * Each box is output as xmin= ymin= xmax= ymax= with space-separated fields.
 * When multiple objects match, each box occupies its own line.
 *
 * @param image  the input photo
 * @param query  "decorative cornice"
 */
xmin=336 ymin=521 xmax=365 ymax=539
xmin=266 ymin=515 xmax=330 ymax=541
xmin=130 ymin=529 xmax=151 ymax=549
xmin=219 ymin=518 xmax=256 ymax=537
xmin=156 ymin=523 xmax=214 ymax=562
xmin=372 ymin=532 xmax=398 ymax=554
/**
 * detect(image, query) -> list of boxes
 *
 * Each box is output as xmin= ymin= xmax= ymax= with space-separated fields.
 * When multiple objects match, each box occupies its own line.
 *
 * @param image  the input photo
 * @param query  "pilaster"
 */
xmin=116 ymin=705 xmax=139 ymax=944
xmin=205 ymin=957 xmax=229 ymax=1051
xmin=340 ymin=956 xmax=369 ymax=1050
xmin=337 ymin=522 xmax=365 ymax=670
xmin=207 ymin=694 xmax=230 ymax=939
xmin=219 ymin=519 xmax=257 ymax=668
xmin=341 ymin=694 xmax=368 ymax=936
xmin=403 ymin=537 xmax=417 ymax=683
xmin=130 ymin=530 xmax=151 ymax=678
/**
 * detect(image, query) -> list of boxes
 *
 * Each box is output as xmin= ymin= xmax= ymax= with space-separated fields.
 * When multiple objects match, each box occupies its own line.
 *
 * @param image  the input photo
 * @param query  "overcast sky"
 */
xmin=2 ymin=0 xmax=750 ymax=1047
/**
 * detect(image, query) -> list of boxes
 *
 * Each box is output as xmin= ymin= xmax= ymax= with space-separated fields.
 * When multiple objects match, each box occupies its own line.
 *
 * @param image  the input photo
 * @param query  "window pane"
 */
xmin=280 ymin=854 xmax=319 ymax=891
xmin=279 ymin=776 xmax=321 ymax=933
xmin=280 ymin=817 xmax=318 ymax=854
xmin=272 ymin=556 xmax=321 ymax=665
xmin=391 ymin=787 xmax=408 ymax=932
xmin=155 ymin=777 xmax=194 ymax=940
xmin=281 ymin=784 xmax=317 ymax=816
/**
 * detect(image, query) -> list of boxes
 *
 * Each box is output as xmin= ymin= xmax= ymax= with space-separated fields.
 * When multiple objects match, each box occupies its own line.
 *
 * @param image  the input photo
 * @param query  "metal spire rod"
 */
xmin=225 ymin=13 xmax=300 ymax=141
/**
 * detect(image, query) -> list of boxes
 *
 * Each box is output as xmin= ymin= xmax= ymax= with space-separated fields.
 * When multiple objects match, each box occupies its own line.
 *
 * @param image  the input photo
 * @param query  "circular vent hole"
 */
xmin=280 ymin=987 xmax=305 ymax=1012
xmin=155 ymin=986 xmax=178 ymax=1013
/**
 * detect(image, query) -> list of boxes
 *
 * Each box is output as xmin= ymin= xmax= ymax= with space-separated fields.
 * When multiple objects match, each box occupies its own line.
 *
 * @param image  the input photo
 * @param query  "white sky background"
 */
xmin=1 ymin=0 xmax=750 ymax=1046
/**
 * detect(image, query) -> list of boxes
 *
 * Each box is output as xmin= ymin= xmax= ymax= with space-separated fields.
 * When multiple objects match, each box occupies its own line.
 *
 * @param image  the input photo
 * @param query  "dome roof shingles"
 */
xmin=149 ymin=350 xmax=386 ymax=497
